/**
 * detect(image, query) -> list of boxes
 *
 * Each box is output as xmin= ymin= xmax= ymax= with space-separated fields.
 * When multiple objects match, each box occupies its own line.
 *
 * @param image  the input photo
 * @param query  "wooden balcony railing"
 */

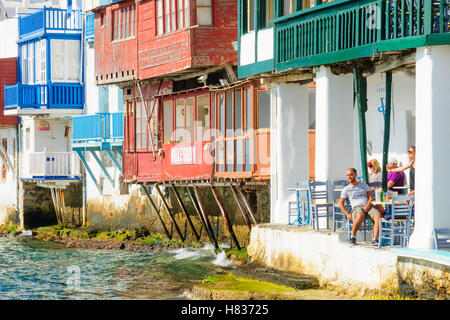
xmin=25 ymin=151 xmax=81 ymax=179
xmin=274 ymin=0 xmax=449 ymax=72
xmin=72 ymin=112 xmax=124 ymax=148
xmin=4 ymin=83 xmax=84 ymax=111
xmin=19 ymin=7 xmax=82 ymax=39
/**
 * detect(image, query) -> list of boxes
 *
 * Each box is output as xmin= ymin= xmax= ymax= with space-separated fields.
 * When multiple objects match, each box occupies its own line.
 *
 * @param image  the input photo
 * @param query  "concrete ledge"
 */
xmin=247 ymin=224 xmax=450 ymax=298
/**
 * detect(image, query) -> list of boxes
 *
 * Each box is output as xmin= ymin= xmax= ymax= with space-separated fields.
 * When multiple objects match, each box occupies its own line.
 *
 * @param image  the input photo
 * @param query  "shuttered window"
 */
xmin=157 ymin=0 xmax=190 ymax=35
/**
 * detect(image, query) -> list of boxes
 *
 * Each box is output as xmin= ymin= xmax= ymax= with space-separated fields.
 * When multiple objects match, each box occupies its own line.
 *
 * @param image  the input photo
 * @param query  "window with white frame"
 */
xmin=113 ymin=5 xmax=136 ymax=41
xmin=156 ymin=0 xmax=190 ymax=35
xmin=51 ymin=39 xmax=80 ymax=82
xmin=21 ymin=45 xmax=27 ymax=84
xmin=27 ymin=43 xmax=34 ymax=84
xmin=196 ymin=0 xmax=212 ymax=26
xmin=35 ymin=40 xmax=46 ymax=84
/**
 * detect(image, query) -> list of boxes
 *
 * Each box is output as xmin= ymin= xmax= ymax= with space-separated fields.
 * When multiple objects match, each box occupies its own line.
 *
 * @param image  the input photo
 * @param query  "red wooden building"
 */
xmin=92 ymin=1 xmax=265 ymax=248
xmin=93 ymin=0 xmax=239 ymax=183
xmin=0 ymin=58 xmax=18 ymax=126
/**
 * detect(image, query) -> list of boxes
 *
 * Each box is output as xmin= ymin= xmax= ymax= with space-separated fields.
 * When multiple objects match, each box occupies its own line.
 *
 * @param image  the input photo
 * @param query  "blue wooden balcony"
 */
xmin=272 ymin=0 xmax=450 ymax=73
xmin=72 ymin=112 xmax=124 ymax=151
xmin=18 ymin=7 xmax=82 ymax=40
xmin=4 ymin=83 xmax=84 ymax=114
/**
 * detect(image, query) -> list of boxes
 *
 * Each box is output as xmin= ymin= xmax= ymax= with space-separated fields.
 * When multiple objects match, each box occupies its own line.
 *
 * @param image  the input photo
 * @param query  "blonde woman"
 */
xmin=368 ymin=159 xmax=382 ymax=183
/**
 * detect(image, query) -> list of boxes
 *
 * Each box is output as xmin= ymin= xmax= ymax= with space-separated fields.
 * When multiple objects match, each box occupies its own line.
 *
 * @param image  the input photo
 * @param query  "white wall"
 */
xmin=240 ymin=32 xmax=255 ymax=66
xmin=0 ymin=18 xmax=18 ymax=58
xmin=315 ymin=67 xmax=354 ymax=181
xmin=361 ymin=71 xmax=415 ymax=181
xmin=0 ymin=126 xmax=18 ymax=224
xmin=270 ymin=83 xmax=309 ymax=224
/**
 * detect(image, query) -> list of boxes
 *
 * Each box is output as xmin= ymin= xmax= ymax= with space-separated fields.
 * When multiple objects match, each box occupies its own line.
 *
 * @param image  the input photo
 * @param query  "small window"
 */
xmin=175 ymin=98 xmax=185 ymax=143
xmin=196 ymin=0 xmax=212 ymax=26
xmin=135 ymin=101 xmax=148 ymax=150
xmin=21 ymin=45 xmax=27 ymax=84
xmin=163 ymin=100 xmax=173 ymax=144
xmin=244 ymin=0 xmax=255 ymax=33
xmin=157 ymin=0 xmax=190 ymax=35
xmin=185 ymin=97 xmax=194 ymax=142
xmin=113 ymin=5 xmax=135 ymax=40
xmin=51 ymin=39 xmax=80 ymax=82
xmin=258 ymin=91 xmax=270 ymax=129
xmin=196 ymin=94 xmax=210 ymax=141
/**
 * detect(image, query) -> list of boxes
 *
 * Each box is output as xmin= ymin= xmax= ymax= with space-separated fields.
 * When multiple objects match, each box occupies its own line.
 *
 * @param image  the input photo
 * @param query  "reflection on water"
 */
xmin=0 ymin=237 xmax=230 ymax=300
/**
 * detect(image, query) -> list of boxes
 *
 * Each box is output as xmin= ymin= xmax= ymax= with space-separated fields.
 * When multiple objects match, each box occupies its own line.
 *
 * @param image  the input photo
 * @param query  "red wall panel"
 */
xmin=0 ymin=58 xmax=18 ymax=125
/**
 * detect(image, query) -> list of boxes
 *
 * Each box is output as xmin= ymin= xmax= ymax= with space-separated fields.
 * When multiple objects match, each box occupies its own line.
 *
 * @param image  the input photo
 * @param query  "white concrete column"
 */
xmin=270 ymin=83 xmax=309 ymax=224
xmin=409 ymin=45 xmax=450 ymax=250
xmin=315 ymin=66 xmax=354 ymax=181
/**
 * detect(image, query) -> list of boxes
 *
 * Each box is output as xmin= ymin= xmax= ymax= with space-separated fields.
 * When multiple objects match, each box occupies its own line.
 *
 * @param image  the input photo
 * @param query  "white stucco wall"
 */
xmin=361 ymin=71 xmax=415 ymax=181
xmin=315 ymin=67 xmax=354 ymax=181
xmin=270 ymin=83 xmax=309 ymax=224
xmin=0 ymin=18 xmax=18 ymax=58
xmin=0 ymin=126 xmax=18 ymax=224
xmin=240 ymin=32 xmax=256 ymax=66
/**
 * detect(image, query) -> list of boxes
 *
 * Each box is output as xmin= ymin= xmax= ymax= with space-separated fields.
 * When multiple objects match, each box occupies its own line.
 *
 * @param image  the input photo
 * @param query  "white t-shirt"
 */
xmin=340 ymin=183 xmax=370 ymax=207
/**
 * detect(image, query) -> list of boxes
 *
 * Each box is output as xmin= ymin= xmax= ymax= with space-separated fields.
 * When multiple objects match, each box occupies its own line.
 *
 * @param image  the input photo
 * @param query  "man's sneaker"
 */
xmin=371 ymin=239 xmax=379 ymax=247
xmin=349 ymin=236 xmax=356 ymax=245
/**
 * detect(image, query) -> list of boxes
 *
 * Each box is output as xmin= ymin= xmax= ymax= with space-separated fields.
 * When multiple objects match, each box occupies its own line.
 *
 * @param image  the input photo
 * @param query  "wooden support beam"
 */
xmin=171 ymin=185 xmax=200 ymax=242
xmin=89 ymin=150 xmax=114 ymax=187
xmin=105 ymin=149 xmax=122 ymax=172
xmin=154 ymin=184 xmax=184 ymax=241
xmin=269 ymin=72 xmax=314 ymax=84
xmin=363 ymin=52 xmax=415 ymax=77
xmin=187 ymin=186 xmax=209 ymax=240
xmin=229 ymin=184 xmax=252 ymax=229
xmin=75 ymin=150 xmax=102 ymax=194
xmin=210 ymin=184 xmax=241 ymax=250
xmin=192 ymin=186 xmax=219 ymax=249
xmin=236 ymin=185 xmax=258 ymax=225
xmin=140 ymin=184 xmax=172 ymax=240
xmin=50 ymin=188 xmax=62 ymax=226
xmin=59 ymin=189 xmax=67 ymax=227
xmin=0 ymin=143 xmax=14 ymax=173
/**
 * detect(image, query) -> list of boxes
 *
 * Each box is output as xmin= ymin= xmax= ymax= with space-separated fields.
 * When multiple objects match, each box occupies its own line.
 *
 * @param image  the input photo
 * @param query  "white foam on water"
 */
xmin=18 ymin=230 xmax=32 ymax=237
xmin=172 ymin=247 xmax=211 ymax=260
xmin=211 ymin=251 xmax=234 ymax=267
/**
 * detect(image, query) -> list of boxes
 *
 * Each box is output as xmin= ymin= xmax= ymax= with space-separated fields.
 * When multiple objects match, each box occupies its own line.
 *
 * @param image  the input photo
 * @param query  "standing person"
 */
xmin=388 ymin=146 xmax=415 ymax=213
xmin=339 ymin=168 xmax=381 ymax=246
xmin=368 ymin=159 xmax=382 ymax=183
xmin=386 ymin=158 xmax=405 ymax=192
xmin=387 ymin=146 xmax=415 ymax=196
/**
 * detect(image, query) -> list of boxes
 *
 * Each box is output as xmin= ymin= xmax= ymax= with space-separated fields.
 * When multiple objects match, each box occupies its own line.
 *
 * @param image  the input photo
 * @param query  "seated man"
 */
xmin=339 ymin=168 xmax=381 ymax=246
xmin=387 ymin=158 xmax=405 ymax=192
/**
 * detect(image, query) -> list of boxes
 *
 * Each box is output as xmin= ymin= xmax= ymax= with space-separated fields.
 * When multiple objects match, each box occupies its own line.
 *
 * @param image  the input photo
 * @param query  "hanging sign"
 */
xmin=37 ymin=120 xmax=50 ymax=131
xmin=171 ymin=145 xmax=196 ymax=165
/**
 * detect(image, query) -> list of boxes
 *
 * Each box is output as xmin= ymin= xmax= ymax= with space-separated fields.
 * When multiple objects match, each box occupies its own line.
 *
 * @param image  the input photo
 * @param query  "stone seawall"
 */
xmin=86 ymin=185 xmax=270 ymax=247
xmin=18 ymin=181 xmax=82 ymax=229
xmin=247 ymin=224 xmax=450 ymax=299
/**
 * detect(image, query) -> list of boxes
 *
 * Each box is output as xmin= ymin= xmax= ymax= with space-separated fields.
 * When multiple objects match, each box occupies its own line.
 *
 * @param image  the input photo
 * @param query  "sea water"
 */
xmin=0 ymin=236 xmax=233 ymax=300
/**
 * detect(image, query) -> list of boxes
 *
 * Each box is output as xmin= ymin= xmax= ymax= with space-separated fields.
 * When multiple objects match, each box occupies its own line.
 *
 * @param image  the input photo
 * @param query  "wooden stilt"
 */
xmin=50 ymin=188 xmax=62 ymax=226
xmin=229 ymin=184 xmax=252 ymax=228
xmin=187 ymin=187 xmax=209 ymax=241
xmin=154 ymin=184 xmax=184 ymax=241
xmin=171 ymin=185 xmax=200 ymax=242
xmin=210 ymin=184 xmax=241 ymax=250
xmin=60 ymin=189 xmax=67 ymax=227
xmin=140 ymin=184 xmax=172 ymax=240
xmin=192 ymin=186 xmax=219 ymax=249
xmin=236 ymin=185 xmax=258 ymax=225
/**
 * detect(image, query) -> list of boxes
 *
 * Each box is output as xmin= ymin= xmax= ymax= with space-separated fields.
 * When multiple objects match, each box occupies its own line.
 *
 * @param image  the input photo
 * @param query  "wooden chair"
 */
xmin=378 ymin=195 xmax=414 ymax=248
xmin=288 ymin=180 xmax=309 ymax=226
xmin=331 ymin=179 xmax=350 ymax=233
xmin=308 ymin=181 xmax=334 ymax=230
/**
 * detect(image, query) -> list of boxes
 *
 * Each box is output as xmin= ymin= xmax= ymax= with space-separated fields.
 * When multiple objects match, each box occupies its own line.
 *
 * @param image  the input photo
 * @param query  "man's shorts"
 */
xmin=351 ymin=206 xmax=380 ymax=221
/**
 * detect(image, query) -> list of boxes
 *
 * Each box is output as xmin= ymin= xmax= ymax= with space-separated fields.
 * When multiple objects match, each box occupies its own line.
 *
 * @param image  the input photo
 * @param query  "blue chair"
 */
xmin=378 ymin=195 xmax=414 ymax=248
xmin=331 ymin=179 xmax=350 ymax=233
xmin=308 ymin=181 xmax=334 ymax=230
xmin=288 ymin=181 xmax=310 ymax=226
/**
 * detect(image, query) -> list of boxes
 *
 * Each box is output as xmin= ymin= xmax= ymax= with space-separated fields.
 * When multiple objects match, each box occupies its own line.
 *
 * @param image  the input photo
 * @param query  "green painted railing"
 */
xmin=275 ymin=0 xmax=449 ymax=72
